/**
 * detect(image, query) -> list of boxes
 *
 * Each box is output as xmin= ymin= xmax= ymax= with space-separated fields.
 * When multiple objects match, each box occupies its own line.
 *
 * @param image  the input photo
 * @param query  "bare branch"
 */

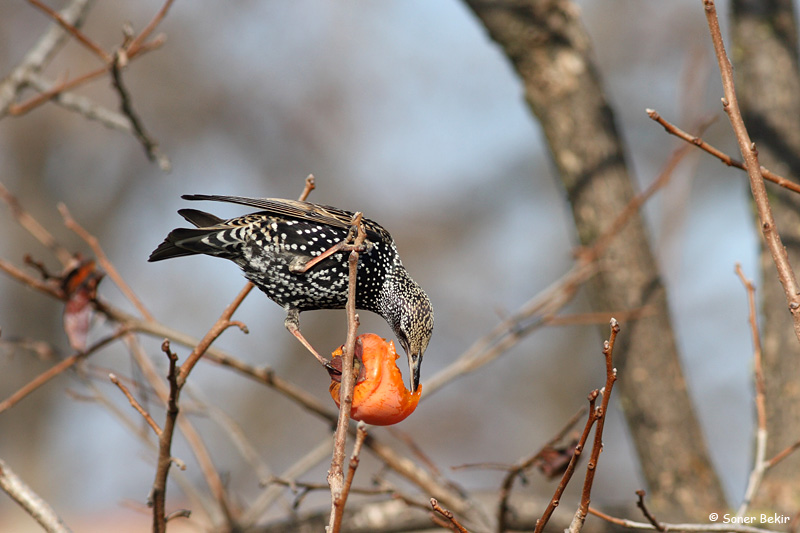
xmin=58 ymin=202 xmax=154 ymax=321
xmin=703 ymin=0 xmax=800 ymax=342
xmin=27 ymin=0 xmax=111 ymax=62
xmin=0 ymin=0 xmax=93 ymax=116
xmin=431 ymin=498 xmax=470 ymax=533
xmin=647 ymin=109 xmax=800 ymax=195
xmin=635 ymin=490 xmax=665 ymax=532
xmin=109 ymin=373 xmax=162 ymax=436
xmin=0 ymin=458 xmax=73 ymax=533
xmin=0 ymin=329 xmax=127 ymax=415
xmin=109 ymin=51 xmax=170 ymax=171
xmin=569 ymin=319 xmax=619 ymax=533
xmin=328 ymin=212 xmax=367 ymax=532
xmin=588 ymin=507 xmax=779 ymax=533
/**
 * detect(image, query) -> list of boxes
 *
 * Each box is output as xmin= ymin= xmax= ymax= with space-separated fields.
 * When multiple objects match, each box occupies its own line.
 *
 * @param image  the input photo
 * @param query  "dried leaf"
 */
xmin=61 ymin=259 xmax=103 ymax=351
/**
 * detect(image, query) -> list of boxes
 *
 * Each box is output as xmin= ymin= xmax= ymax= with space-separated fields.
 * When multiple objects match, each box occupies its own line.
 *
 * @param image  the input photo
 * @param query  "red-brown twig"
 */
xmin=0 ymin=329 xmax=128 ymax=414
xmin=109 ymin=372 xmax=162 ymax=436
xmin=58 ymin=203 xmax=154 ymax=321
xmin=139 ymin=279 xmax=252 ymax=529
xmin=176 ymin=283 xmax=252 ymax=387
xmin=635 ymin=490 xmax=665 ymax=531
xmin=0 ymin=258 xmax=63 ymax=300
xmin=8 ymin=66 xmax=108 ymax=116
xmin=123 ymin=335 xmax=227 ymax=527
xmin=328 ymin=213 xmax=367 ymax=533
xmin=431 ymin=498 xmax=470 ymax=533
xmin=534 ymin=392 xmax=599 ymax=533
xmin=27 ymin=0 xmax=111 ymax=62
xmin=646 ymin=109 xmax=800 ymax=195
xmin=703 ymin=0 xmax=800 ymax=342
xmin=0 ymin=181 xmax=73 ymax=267
xmin=339 ymin=422 xmax=367 ymax=512
xmin=125 ymin=0 xmax=175 ymax=57
xmin=765 ymin=438 xmax=800 ymax=470
xmin=498 ymin=406 xmax=587 ymax=533
xmin=735 ymin=264 xmax=768 ymax=516
xmin=569 ymin=319 xmax=619 ymax=533
xmin=298 ymin=174 xmax=316 ymax=202
xmin=152 ymin=340 xmax=182 ymax=533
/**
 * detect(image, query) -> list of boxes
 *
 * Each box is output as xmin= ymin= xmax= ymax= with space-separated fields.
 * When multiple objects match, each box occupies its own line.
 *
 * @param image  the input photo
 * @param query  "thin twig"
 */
xmin=766 ymin=438 xmax=800 ymax=469
xmin=176 ymin=282 xmax=253 ymax=387
xmin=109 ymin=51 xmax=170 ymax=170
xmin=298 ymin=174 xmax=316 ymax=202
xmin=0 ymin=329 xmax=127 ymax=414
xmin=125 ymin=335 xmax=229 ymax=527
xmin=497 ymin=405 xmax=587 ymax=533
xmin=0 ymin=0 xmax=92 ymax=115
xmin=569 ymin=319 xmax=619 ymax=533
xmin=27 ymin=0 xmax=111 ymax=62
xmin=635 ymin=490 xmax=665 ymax=531
xmin=431 ymin=498 xmax=470 ymax=533
xmin=0 ymin=458 xmax=73 ymax=533
xmin=58 ymin=202 xmax=154 ymax=321
xmin=646 ymin=109 xmax=800 ymax=194
xmin=534 ymin=392 xmax=599 ymax=533
xmin=703 ymin=0 xmax=800 ymax=342
xmin=342 ymin=422 xmax=368 ymax=499
xmin=109 ymin=373 xmax=162 ymax=436
xmin=735 ymin=264 xmax=767 ymax=516
xmin=241 ymin=439 xmax=333 ymax=526
xmin=0 ymin=257 xmax=63 ymax=300
xmin=0 ymin=181 xmax=73 ymax=266
xmin=152 ymin=340 xmax=181 ymax=533
xmin=328 ymin=212 xmax=367 ymax=533
xmin=588 ymin=507 xmax=779 ymax=533
xmin=266 ymin=473 xmax=393 ymax=497
xmin=126 ymin=0 xmax=175 ymax=57
xmin=8 ymin=64 xmax=108 ymax=116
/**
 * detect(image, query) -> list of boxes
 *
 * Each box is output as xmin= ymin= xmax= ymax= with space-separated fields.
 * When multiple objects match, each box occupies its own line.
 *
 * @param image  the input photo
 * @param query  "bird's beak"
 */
xmin=408 ymin=352 xmax=421 ymax=393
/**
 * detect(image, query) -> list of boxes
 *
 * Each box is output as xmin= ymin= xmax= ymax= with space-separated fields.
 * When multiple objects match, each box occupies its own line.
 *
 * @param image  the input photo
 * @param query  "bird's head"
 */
xmin=385 ymin=274 xmax=433 ymax=394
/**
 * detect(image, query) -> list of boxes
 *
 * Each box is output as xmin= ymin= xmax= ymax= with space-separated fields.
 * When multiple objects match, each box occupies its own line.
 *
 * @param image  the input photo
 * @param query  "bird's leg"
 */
xmin=284 ymin=308 xmax=338 ymax=373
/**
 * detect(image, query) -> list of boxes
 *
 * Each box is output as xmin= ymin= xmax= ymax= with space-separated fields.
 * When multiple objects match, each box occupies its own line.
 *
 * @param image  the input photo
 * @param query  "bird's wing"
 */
xmin=181 ymin=195 xmax=390 ymax=240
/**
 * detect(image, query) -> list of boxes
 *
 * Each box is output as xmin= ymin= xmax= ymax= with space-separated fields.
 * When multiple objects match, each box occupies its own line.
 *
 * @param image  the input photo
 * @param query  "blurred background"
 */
xmin=0 ymin=1 xmax=759 ymax=530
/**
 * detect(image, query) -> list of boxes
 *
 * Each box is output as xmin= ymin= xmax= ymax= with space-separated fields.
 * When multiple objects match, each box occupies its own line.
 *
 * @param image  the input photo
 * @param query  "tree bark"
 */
xmin=730 ymin=0 xmax=800 ymax=513
xmin=463 ymin=0 xmax=727 ymax=518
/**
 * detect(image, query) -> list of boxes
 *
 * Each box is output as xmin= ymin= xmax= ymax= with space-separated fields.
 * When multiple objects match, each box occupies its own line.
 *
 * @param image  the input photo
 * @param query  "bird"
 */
xmin=148 ymin=194 xmax=433 ymax=392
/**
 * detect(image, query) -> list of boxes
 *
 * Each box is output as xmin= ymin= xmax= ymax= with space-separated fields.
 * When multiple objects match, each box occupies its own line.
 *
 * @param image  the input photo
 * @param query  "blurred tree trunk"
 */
xmin=463 ymin=0 xmax=726 ymax=518
xmin=730 ymin=0 xmax=800 ymax=513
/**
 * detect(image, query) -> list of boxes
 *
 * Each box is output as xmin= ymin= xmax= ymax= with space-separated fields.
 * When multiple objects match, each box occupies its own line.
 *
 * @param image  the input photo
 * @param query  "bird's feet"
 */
xmin=284 ymin=309 xmax=339 ymax=373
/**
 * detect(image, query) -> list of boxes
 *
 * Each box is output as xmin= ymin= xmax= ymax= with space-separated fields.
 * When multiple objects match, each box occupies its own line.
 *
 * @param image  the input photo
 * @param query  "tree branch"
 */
xmin=703 ymin=0 xmax=800 ymax=342
xmin=0 ymin=458 xmax=73 ymax=533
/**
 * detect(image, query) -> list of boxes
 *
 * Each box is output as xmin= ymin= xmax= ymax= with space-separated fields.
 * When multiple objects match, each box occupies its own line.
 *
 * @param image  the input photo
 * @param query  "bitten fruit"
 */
xmin=329 ymin=333 xmax=421 ymax=425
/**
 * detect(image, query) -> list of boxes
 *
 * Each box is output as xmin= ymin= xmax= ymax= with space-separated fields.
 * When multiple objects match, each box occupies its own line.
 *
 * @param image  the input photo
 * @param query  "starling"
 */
xmin=148 ymin=195 xmax=433 ymax=392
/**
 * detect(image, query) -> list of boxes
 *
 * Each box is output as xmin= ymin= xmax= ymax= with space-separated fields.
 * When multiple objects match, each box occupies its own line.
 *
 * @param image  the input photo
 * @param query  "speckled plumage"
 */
xmin=148 ymin=194 xmax=433 ymax=390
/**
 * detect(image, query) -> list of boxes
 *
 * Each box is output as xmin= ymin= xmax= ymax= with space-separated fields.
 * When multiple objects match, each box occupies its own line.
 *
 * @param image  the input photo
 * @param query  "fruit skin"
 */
xmin=329 ymin=334 xmax=421 ymax=426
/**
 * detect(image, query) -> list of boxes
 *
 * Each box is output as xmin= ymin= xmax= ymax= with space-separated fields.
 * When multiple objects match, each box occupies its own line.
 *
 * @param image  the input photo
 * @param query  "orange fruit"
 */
xmin=329 ymin=333 xmax=421 ymax=425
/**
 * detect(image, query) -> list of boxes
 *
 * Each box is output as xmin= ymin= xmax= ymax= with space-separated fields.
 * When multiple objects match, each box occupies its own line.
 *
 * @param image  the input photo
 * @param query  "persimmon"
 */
xmin=328 ymin=333 xmax=421 ymax=425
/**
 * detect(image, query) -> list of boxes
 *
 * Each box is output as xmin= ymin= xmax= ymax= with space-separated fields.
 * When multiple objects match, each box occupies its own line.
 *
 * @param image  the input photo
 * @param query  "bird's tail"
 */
xmin=148 ymin=209 xmax=236 ymax=262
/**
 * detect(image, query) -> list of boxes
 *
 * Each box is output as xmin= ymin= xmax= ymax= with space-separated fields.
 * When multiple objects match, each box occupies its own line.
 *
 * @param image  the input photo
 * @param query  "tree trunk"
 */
xmin=463 ymin=0 xmax=727 ymax=518
xmin=730 ymin=0 xmax=800 ymax=513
